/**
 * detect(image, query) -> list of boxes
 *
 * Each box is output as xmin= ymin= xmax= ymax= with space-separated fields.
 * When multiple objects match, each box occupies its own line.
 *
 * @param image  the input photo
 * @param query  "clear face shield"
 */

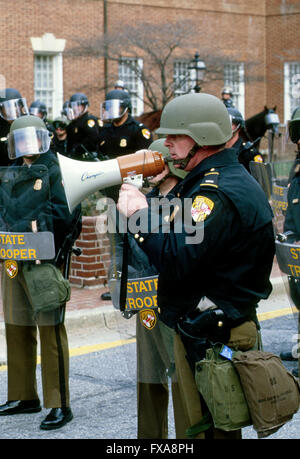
xmin=66 ymin=101 xmax=87 ymax=121
xmin=0 ymin=98 xmax=29 ymax=121
xmin=7 ymin=126 xmax=51 ymax=159
xmin=100 ymin=99 xmax=128 ymax=122
xmin=29 ymin=107 xmax=43 ymax=118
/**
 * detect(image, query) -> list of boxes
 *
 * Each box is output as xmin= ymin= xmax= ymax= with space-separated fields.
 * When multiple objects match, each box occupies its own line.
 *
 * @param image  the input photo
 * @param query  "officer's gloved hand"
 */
xmin=177 ymin=308 xmax=231 ymax=343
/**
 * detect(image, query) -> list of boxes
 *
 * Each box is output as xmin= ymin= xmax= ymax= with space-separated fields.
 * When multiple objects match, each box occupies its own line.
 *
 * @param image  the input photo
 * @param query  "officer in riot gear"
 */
xmin=29 ymin=100 xmax=54 ymax=133
xmin=0 ymin=88 xmax=29 ymax=166
xmin=51 ymin=115 xmax=69 ymax=155
xmin=66 ymin=92 xmax=101 ymax=161
xmin=226 ymin=106 xmax=263 ymax=172
xmin=287 ymin=106 xmax=300 ymax=183
xmin=134 ymin=138 xmax=188 ymax=438
xmin=221 ymin=86 xmax=235 ymax=108
xmin=98 ymin=89 xmax=152 ymax=301
xmin=118 ymin=93 xmax=275 ymax=439
xmin=0 ymin=115 xmax=81 ymax=430
xmin=279 ymin=105 xmax=300 ymax=373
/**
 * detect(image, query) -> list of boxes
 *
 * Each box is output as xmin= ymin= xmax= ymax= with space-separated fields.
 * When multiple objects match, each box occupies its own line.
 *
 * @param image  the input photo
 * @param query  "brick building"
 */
xmin=1 ymin=0 xmax=299 ymax=122
xmin=0 ymin=0 xmax=299 ymax=287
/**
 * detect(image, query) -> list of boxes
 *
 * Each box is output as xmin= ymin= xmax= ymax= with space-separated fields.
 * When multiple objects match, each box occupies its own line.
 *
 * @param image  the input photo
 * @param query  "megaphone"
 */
xmin=57 ymin=150 xmax=165 ymax=213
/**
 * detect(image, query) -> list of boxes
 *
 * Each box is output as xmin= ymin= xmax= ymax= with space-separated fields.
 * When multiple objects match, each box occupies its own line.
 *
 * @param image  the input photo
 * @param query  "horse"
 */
xmin=245 ymin=106 xmax=279 ymax=144
xmin=137 ymin=109 xmax=162 ymax=132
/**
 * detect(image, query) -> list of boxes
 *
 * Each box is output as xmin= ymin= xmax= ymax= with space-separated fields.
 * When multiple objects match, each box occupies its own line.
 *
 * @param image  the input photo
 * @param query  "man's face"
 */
xmin=164 ymin=135 xmax=195 ymax=161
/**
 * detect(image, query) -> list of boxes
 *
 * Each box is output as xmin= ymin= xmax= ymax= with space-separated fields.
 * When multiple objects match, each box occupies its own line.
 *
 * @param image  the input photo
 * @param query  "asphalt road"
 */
xmin=0 ymin=306 xmax=299 ymax=443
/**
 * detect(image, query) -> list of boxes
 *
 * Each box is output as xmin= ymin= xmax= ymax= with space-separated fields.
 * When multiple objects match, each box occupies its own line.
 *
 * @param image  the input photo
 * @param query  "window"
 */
xmin=118 ymin=57 xmax=144 ymax=116
xmin=31 ymin=33 xmax=65 ymax=120
xmin=224 ymin=63 xmax=245 ymax=116
xmin=284 ymin=62 xmax=300 ymax=123
xmin=173 ymin=60 xmax=195 ymax=96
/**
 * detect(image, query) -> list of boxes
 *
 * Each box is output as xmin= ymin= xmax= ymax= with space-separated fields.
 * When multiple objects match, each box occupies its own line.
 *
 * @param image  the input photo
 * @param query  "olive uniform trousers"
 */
xmin=136 ymin=313 xmax=189 ymax=438
xmin=173 ymin=319 xmax=260 ymax=439
xmin=2 ymin=265 xmax=70 ymax=409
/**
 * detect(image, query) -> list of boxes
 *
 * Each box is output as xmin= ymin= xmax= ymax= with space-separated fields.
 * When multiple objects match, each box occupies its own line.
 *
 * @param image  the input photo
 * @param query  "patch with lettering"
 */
xmin=140 ymin=309 xmax=157 ymax=330
xmin=4 ymin=260 xmax=18 ymax=279
xmin=191 ymin=196 xmax=214 ymax=222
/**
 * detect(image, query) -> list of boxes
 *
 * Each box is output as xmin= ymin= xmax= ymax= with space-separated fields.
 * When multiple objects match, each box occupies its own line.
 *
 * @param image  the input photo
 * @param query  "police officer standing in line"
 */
xmin=50 ymin=116 xmax=70 ymax=156
xmin=279 ymin=105 xmax=300 ymax=374
xmin=221 ymin=86 xmax=235 ymax=108
xmin=117 ymin=93 xmax=275 ymax=439
xmin=66 ymin=92 xmax=101 ymax=161
xmin=99 ymin=89 xmax=152 ymax=301
xmin=29 ymin=100 xmax=54 ymax=133
xmin=0 ymin=115 xmax=81 ymax=430
xmin=0 ymin=88 xmax=29 ymax=166
xmin=226 ymin=106 xmax=263 ymax=172
xmin=135 ymin=138 xmax=188 ymax=439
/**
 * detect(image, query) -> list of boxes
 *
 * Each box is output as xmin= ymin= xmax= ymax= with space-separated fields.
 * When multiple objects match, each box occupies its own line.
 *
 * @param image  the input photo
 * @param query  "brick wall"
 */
xmin=69 ymin=215 xmax=111 ymax=288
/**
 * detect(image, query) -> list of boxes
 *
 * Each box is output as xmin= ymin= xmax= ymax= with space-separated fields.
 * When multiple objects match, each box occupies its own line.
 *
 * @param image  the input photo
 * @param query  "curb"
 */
xmin=0 ymin=276 xmax=287 ymax=335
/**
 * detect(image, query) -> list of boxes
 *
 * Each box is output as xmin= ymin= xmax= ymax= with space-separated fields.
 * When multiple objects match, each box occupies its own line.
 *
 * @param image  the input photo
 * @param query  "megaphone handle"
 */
xmin=119 ymin=232 xmax=129 ymax=312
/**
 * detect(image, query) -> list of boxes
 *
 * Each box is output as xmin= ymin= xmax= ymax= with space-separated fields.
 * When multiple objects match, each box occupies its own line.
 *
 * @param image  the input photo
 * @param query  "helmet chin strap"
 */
xmin=171 ymin=144 xmax=199 ymax=170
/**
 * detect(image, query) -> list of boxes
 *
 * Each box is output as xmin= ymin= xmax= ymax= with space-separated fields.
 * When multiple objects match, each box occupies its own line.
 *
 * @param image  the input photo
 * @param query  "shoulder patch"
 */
xmin=200 ymin=169 xmax=219 ymax=189
xmin=142 ymin=128 xmax=151 ymax=139
xmin=87 ymin=119 xmax=95 ymax=128
xmin=254 ymin=154 xmax=263 ymax=163
xmin=191 ymin=196 xmax=214 ymax=222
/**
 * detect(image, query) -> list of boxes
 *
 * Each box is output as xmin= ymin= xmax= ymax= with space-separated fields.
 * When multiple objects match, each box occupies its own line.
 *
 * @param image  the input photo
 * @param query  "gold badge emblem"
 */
xmin=33 ymin=179 xmax=42 ymax=191
xmin=140 ymin=309 xmax=156 ymax=330
xmin=120 ymin=138 xmax=127 ymax=147
xmin=98 ymin=120 xmax=103 ymax=127
xmin=142 ymin=128 xmax=151 ymax=139
xmin=191 ymin=196 xmax=214 ymax=222
xmin=74 ymin=127 xmax=78 ymax=133
xmin=4 ymin=260 xmax=18 ymax=279
xmin=254 ymin=154 xmax=263 ymax=163
xmin=88 ymin=119 xmax=95 ymax=128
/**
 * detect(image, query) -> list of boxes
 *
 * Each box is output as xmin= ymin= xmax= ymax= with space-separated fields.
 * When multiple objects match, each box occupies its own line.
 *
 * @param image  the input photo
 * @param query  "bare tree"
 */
xmin=67 ymin=19 xmax=261 ymax=112
xmin=68 ymin=20 xmax=203 ymax=110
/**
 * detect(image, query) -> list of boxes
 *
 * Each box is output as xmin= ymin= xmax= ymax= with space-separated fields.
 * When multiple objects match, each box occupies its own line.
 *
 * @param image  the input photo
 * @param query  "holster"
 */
xmin=177 ymin=308 xmax=231 ymax=374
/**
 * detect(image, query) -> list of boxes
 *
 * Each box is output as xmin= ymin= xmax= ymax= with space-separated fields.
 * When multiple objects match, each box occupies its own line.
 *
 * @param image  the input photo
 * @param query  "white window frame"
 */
xmin=30 ymin=33 xmax=65 ymax=119
xmin=118 ymin=57 xmax=144 ymax=116
xmin=173 ymin=60 xmax=195 ymax=96
xmin=284 ymin=62 xmax=300 ymax=123
xmin=224 ymin=63 xmax=245 ymax=117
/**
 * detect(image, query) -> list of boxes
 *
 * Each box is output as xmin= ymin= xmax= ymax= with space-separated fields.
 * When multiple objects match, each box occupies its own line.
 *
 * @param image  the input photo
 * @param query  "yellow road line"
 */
xmin=0 ymin=309 xmax=295 ymax=373
xmin=0 ymin=337 xmax=136 ymax=372
xmin=257 ymin=307 xmax=293 ymax=321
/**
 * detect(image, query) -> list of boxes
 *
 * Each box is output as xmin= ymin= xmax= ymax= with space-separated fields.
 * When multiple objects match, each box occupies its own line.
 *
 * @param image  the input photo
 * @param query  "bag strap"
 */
xmin=185 ymin=412 xmax=213 ymax=438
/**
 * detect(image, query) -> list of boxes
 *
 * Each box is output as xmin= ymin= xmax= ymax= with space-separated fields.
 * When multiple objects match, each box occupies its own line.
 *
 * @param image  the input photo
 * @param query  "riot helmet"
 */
xmin=289 ymin=106 xmax=300 ymax=144
xmin=0 ymin=88 xmax=29 ymax=121
xmin=61 ymin=101 xmax=69 ymax=117
xmin=100 ymin=89 xmax=132 ymax=122
xmin=29 ymin=100 xmax=47 ymax=120
xmin=221 ymin=86 xmax=233 ymax=97
xmin=67 ymin=93 xmax=89 ymax=120
xmin=149 ymin=138 xmax=187 ymax=180
xmin=8 ymin=115 xmax=51 ymax=159
xmin=114 ymin=80 xmax=125 ymax=90
xmin=227 ymin=106 xmax=245 ymax=132
xmin=156 ymin=93 xmax=232 ymax=147
xmin=52 ymin=115 xmax=70 ymax=130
